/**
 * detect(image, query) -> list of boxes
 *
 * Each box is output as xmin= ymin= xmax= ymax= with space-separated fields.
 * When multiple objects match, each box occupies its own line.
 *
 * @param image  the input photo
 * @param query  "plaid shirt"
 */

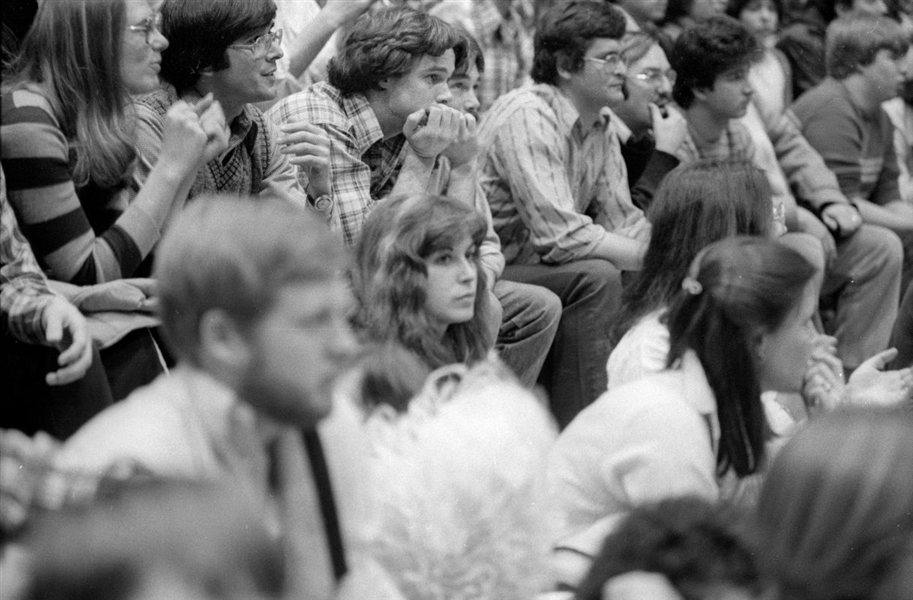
xmin=268 ymin=82 xmax=407 ymax=246
xmin=1 ymin=170 xmax=53 ymax=344
xmin=134 ymin=84 xmax=307 ymax=207
xmin=478 ymin=84 xmax=650 ymax=266
xmin=422 ymin=0 xmax=535 ymax=112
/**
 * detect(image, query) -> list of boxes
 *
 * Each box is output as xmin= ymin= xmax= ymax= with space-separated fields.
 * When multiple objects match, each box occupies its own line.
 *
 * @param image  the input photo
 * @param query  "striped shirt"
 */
xmin=791 ymin=78 xmax=900 ymax=206
xmin=1 ymin=87 xmax=150 ymax=285
xmin=477 ymin=83 xmax=650 ymax=266
xmin=423 ymin=0 xmax=535 ymax=112
xmin=268 ymin=82 xmax=407 ymax=246
xmin=1 ymin=168 xmax=54 ymax=344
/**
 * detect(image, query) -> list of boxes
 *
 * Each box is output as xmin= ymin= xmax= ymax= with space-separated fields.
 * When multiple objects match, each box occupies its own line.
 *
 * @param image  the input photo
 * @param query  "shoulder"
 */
xmin=133 ymin=84 xmax=178 ymax=120
xmin=268 ymin=82 xmax=349 ymax=129
xmin=479 ymin=85 xmax=562 ymax=141
xmin=54 ymin=374 xmax=197 ymax=476
xmin=560 ymin=372 xmax=703 ymax=447
xmin=791 ymin=80 xmax=845 ymax=118
xmin=2 ymin=87 xmax=58 ymax=127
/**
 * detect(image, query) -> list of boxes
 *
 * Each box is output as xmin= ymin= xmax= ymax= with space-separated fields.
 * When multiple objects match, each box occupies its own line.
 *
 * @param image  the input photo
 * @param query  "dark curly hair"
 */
xmin=670 ymin=15 xmax=761 ymax=108
xmin=576 ymin=496 xmax=762 ymax=600
xmin=159 ymin=0 xmax=276 ymax=94
xmin=327 ymin=5 xmax=466 ymax=96
xmin=531 ymin=0 xmax=626 ymax=85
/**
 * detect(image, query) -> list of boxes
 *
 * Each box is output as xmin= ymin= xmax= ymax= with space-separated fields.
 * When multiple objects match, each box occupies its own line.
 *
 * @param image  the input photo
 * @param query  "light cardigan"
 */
xmin=548 ymin=350 xmax=768 ymax=559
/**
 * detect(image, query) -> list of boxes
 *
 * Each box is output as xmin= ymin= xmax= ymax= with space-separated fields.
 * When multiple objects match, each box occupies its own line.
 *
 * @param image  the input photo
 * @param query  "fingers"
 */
xmin=55 ymin=309 xmax=89 ymax=367
xmin=46 ymin=338 xmax=93 ymax=386
xmin=192 ymin=92 xmax=215 ymax=116
xmin=43 ymin=306 xmax=63 ymax=345
xmin=863 ymin=348 xmax=899 ymax=372
xmin=403 ymin=108 xmax=429 ymax=137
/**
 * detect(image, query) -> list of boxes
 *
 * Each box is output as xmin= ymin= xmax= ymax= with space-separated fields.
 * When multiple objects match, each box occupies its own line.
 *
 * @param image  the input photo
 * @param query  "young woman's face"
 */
xmin=120 ymin=0 xmax=168 ymax=95
xmin=755 ymin=280 xmax=819 ymax=394
xmin=423 ymin=235 xmax=479 ymax=336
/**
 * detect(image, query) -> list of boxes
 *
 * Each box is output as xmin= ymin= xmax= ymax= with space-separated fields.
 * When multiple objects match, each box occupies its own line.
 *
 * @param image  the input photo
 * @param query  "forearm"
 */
xmin=390 ymin=148 xmax=437 ymax=197
xmin=856 ymin=198 xmax=913 ymax=233
xmin=592 ymin=233 xmax=647 ymax=271
xmin=285 ymin=9 xmax=344 ymax=80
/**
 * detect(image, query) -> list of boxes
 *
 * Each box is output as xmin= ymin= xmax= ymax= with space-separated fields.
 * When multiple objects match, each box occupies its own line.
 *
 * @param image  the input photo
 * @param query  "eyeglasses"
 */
xmin=127 ymin=12 xmax=163 ymax=45
xmin=228 ymin=29 xmax=284 ymax=59
xmin=631 ymin=68 xmax=677 ymax=86
xmin=583 ymin=53 xmax=627 ymax=74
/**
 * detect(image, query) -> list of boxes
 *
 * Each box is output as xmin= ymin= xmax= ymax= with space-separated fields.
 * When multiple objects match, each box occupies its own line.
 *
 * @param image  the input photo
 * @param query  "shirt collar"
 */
xmin=180 ymin=87 xmax=259 ymax=158
xmin=340 ymin=89 xmax=385 ymax=154
xmin=543 ymin=85 xmax=612 ymax=138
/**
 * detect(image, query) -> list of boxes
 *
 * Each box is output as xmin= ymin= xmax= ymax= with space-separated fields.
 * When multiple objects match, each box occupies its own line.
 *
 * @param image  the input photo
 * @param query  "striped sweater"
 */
xmin=1 ymin=87 xmax=153 ymax=285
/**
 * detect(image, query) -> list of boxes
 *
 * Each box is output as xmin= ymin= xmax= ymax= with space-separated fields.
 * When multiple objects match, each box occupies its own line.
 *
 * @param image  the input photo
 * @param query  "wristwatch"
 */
xmin=307 ymin=193 xmax=333 ymax=213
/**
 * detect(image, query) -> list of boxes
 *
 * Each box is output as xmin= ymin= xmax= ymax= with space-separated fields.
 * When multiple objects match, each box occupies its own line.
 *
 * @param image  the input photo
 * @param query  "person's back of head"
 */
xmin=614 ymin=158 xmax=773 ymax=343
xmin=362 ymin=359 xmax=556 ymax=600
xmin=154 ymin=194 xmax=343 ymax=368
xmin=757 ymin=409 xmax=913 ymax=600
xmin=350 ymin=193 xmax=490 ymax=369
xmin=665 ymin=237 xmax=816 ymax=477
xmin=670 ymin=15 xmax=761 ymax=108
xmin=531 ymin=0 xmax=627 ymax=86
xmin=326 ymin=5 xmax=465 ymax=97
xmin=21 ymin=479 xmax=284 ymax=600
xmin=160 ymin=0 xmax=277 ymax=94
xmin=825 ymin=9 xmax=908 ymax=80
xmin=575 ymin=496 xmax=762 ymax=600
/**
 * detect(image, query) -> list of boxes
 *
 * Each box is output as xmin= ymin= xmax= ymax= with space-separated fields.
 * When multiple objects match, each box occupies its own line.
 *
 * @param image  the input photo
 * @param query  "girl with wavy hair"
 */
xmin=350 ymin=193 xmax=493 ymax=372
xmin=547 ymin=236 xmax=819 ymax=577
xmin=1 ymin=0 xmax=226 ymax=285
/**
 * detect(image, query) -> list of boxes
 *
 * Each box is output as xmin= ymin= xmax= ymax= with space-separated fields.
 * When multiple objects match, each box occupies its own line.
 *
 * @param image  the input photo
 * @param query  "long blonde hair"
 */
xmin=3 ymin=0 xmax=137 ymax=188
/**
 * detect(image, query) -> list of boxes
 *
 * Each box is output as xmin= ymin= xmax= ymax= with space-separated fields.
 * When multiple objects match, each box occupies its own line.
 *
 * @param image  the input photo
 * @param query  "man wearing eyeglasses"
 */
xmin=477 ymin=0 xmax=651 ymax=427
xmin=132 ymin=0 xmax=332 ymax=219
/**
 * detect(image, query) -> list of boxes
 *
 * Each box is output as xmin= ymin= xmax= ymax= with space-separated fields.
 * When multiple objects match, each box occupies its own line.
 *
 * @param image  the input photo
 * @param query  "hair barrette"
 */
xmin=681 ymin=276 xmax=703 ymax=295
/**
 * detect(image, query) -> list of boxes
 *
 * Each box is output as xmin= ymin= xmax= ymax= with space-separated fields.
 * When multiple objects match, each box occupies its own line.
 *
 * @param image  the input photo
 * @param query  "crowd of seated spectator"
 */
xmin=2 ymin=1 xmax=913 ymax=599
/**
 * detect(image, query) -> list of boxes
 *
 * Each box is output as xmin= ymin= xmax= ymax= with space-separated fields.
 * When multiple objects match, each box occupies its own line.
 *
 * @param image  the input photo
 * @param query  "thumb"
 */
xmin=866 ymin=348 xmax=899 ymax=372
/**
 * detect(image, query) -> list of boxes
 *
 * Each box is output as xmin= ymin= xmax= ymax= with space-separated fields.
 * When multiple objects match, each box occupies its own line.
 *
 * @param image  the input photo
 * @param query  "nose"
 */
xmin=327 ymin=313 xmax=361 ymax=365
xmin=458 ymin=257 xmax=477 ymax=284
xmin=437 ymin=83 xmax=453 ymax=105
xmin=465 ymin=90 xmax=480 ymax=115
xmin=150 ymin=27 xmax=168 ymax=51
xmin=266 ymin=39 xmax=284 ymax=61
xmin=658 ymin=74 xmax=673 ymax=98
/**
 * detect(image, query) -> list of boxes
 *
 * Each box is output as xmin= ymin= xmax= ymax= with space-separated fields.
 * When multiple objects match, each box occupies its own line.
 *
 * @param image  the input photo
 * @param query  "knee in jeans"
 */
xmin=574 ymin=260 xmax=622 ymax=295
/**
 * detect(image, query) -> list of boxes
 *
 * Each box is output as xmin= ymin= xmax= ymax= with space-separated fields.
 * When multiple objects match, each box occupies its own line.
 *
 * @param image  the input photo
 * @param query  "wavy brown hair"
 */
xmin=3 ymin=0 xmax=136 ymax=189
xmin=350 ymin=194 xmax=492 ymax=370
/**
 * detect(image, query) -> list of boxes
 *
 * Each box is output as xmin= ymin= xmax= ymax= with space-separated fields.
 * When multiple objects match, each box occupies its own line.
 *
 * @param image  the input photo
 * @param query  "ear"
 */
xmin=198 ymin=309 xmax=252 ymax=373
xmin=376 ymin=77 xmax=391 ymax=91
xmin=556 ymin=52 xmax=576 ymax=83
xmin=692 ymin=85 xmax=710 ymax=102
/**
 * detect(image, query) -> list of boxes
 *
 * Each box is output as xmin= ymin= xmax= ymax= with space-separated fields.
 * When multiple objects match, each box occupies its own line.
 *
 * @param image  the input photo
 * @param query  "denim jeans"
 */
xmin=502 ymin=259 xmax=623 ymax=429
xmin=822 ymin=224 xmax=902 ymax=370
xmin=493 ymin=279 xmax=561 ymax=389
xmin=890 ymin=282 xmax=913 ymax=369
